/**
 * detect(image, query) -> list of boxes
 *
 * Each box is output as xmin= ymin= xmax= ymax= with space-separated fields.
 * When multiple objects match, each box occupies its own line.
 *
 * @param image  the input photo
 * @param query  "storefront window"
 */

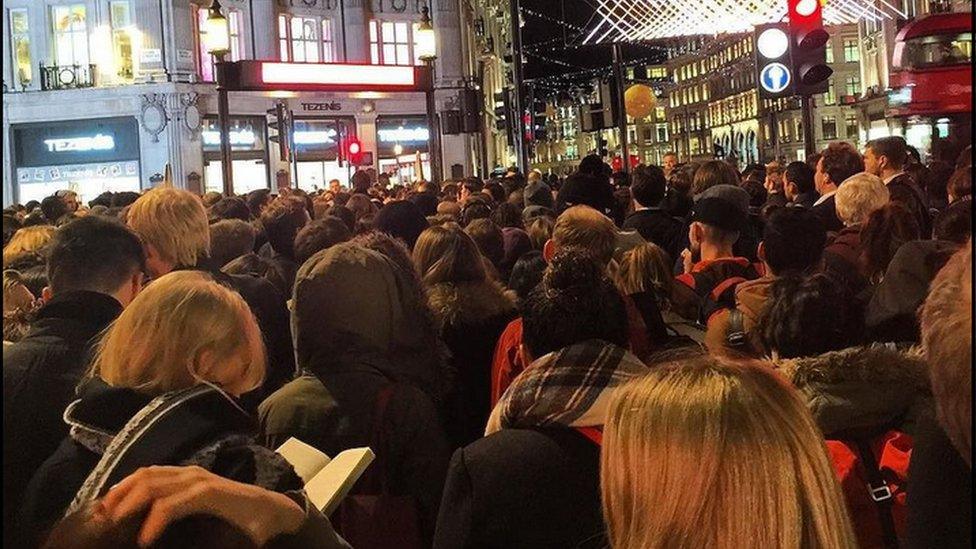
xmin=110 ymin=1 xmax=134 ymax=81
xmin=376 ymin=116 xmax=430 ymax=185
xmin=201 ymin=117 xmax=269 ymax=194
xmin=9 ymin=9 xmax=32 ymax=88
xmin=291 ymin=118 xmax=356 ymax=192
xmin=51 ymin=4 xmax=89 ymax=67
xmin=12 ymin=117 xmax=142 ymax=205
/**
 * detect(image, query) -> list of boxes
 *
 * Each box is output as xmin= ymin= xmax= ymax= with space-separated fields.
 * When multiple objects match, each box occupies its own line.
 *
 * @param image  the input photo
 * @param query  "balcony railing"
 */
xmin=39 ymin=63 xmax=96 ymax=91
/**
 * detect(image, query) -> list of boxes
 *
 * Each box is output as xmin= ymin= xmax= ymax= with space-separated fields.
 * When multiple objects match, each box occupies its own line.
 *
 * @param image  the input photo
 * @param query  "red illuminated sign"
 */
xmin=217 ymin=61 xmax=433 ymax=92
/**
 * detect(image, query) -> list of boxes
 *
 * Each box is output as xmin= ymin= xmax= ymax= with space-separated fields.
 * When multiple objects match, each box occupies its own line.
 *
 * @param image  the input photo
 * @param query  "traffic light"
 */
xmin=532 ymin=100 xmax=548 ymax=142
xmin=754 ymin=22 xmax=793 ymax=100
xmin=267 ymin=101 xmax=290 ymax=161
xmin=344 ymin=137 xmax=363 ymax=166
xmin=787 ymin=0 xmax=832 ymax=95
xmin=597 ymin=136 xmax=609 ymax=157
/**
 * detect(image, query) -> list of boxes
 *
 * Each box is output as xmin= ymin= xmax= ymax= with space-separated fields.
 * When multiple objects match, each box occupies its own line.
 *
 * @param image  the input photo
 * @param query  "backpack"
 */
xmin=678 ymin=258 xmax=762 ymax=325
xmin=827 ymin=429 xmax=912 ymax=549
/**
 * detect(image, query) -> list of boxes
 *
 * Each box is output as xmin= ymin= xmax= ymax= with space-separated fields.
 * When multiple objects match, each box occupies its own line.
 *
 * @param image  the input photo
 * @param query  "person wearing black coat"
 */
xmin=126 ymin=188 xmax=296 ymax=406
xmin=2 ymin=216 xmax=145 ymax=547
xmin=622 ymin=165 xmax=687 ymax=264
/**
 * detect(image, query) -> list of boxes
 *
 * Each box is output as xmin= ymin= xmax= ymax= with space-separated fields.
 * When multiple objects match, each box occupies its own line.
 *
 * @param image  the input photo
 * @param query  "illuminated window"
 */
xmin=846 ymin=114 xmax=859 ymax=138
xmin=845 ymin=74 xmax=861 ymax=96
xmin=276 ymin=15 xmax=335 ymax=62
xmin=843 ymin=39 xmax=860 ymax=62
xmin=824 ymin=79 xmax=836 ymax=104
xmin=9 ymin=9 xmax=32 ymax=88
xmin=110 ymin=1 xmax=134 ymax=80
xmin=51 ymin=4 xmax=89 ymax=66
xmin=822 ymin=115 xmax=837 ymax=139
xmin=824 ymin=43 xmax=834 ymax=63
xmin=195 ymin=6 xmax=244 ymax=82
xmin=369 ymin=20 xmax=418 ymax=66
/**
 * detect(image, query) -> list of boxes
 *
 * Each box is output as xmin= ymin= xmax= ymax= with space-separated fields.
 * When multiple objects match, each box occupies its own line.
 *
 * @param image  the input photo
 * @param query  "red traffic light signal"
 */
xmin=342 ymin=137 xmax=365 ymax=166
xmin=788 ymin=0 xmax=832 ymax=93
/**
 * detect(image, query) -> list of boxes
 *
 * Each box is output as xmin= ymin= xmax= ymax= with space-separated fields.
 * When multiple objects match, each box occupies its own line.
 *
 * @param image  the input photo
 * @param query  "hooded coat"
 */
xmin=426 ymin=280 xmax=518 ymax=449
xmin=258 ymin=243 xmax=451 ymax=541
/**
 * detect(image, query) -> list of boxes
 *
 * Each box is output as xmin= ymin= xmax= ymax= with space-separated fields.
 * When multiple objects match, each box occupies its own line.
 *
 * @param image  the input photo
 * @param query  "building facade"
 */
xmin=2 ymin=0 xmax=479 ymax=206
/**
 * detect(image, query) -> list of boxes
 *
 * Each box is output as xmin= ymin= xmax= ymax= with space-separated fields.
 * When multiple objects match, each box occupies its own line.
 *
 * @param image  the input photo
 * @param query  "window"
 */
xmin=9 ymin=9 xmax=31 ymax=88
xmin=846 ymin=114 xmax=859 ymax=138
xmin=843 ymin=39 xmax=860 ymax=62
xmin=899 ymin=32 xmax=972 ymax=68
xmin=369 ymin=20 xmax=418 ymax=65
xmin=110 ymin=2 xmax=134 ymax=80
xmin=822 ymin=115 xmax=837 ymax=140
xmin=51 ymin=4 xmax=89 ymax=66
xmin=289 ymin=17 xmax=320 ymax=62
xmin=195 ymin=5 xmax=244 ymax=82
xmin=229 ymin=10 xmax=242 ymax=62
xmin=824 ymin=43 xmax=834 ymax=63
xmin=824 ymin=79 xmax=836 ymax=104
xmin=845 ymin=74 xmax=861 ymax=96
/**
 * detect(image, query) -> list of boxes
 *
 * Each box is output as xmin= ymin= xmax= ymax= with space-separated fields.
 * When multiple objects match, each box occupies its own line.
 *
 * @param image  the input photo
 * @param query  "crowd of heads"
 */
xmin=2 ymin=132 xmax=972 ymax=548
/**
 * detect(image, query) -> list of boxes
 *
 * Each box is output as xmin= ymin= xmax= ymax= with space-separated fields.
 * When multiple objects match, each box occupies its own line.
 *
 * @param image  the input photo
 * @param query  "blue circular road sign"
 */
xmin=760 ymin=63 xmax=792 ymax=94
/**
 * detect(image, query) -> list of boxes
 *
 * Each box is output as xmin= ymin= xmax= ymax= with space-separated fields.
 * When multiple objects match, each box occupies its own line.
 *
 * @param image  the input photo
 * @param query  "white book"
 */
xmin=276 ymin=437 xmax=375 ymax=516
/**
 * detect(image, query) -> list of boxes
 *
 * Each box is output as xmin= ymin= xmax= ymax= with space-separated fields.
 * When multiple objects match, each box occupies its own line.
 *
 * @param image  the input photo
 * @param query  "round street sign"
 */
xmin=760 ymin=63 xmax=792 ymax=94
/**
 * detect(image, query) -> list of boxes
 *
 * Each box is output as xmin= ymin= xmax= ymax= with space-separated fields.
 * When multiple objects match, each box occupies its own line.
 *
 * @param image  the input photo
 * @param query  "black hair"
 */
xmin=89 ymin=192 xmax=114 ymax=209
xmin=40 ymin=195 xmax=69 ymax=225
xmin=484 ymin=182 xmax=506 ymax=203
xmin=461 ymin=202 xmax=492 ymax=228
xmin=934 ymin=198 xmax=972 ymax=244
xmin=324 ymin=205 xmax=356 ymax=233
xmin=508 ymin=250 xmax=546 ymax=306
xmin=351 ymin=170 xmax=371 ymax=194
xmin=522 ymin=251 xmax=628 ymax=358
xmin=461 ymin=177 xmax=484 ymax=194
xmin=867 ymin=136 xmax=909 ymax=169
xmin=22 ymin=211 xmax=49 ymax=227
xmin=245 ymin=189 xmax=272 ymax=218
xmin=578 ymin=154 xmax=609 ymax=177
xmin=784 ymin=161 xmax=815 ymax=195
xmin=762 ymin=207 xmax=826 ymax=274
xmin=208 ymin=219 xmax=257 ymax=268
xmin=373 ymin=200 xmax=429 ymax=249
xmin=46 ymin=216 xmax=145 ymax=296
xmin=112 ymin=192 xmax=140 ymax=208
xmin=407 ymin=191 xmax=439 ymax=217
xmin=294 ymin=216 xmax=352 ymax=265
xmin=630 ymin=165 xmax=667 ymax=208
xmin=759 ymin=272 xmax=863 ymax=358
xmin=259 ymin=198 xmax=309 ymax=258
xmin=222 ymin=252 xmax=289 ymax=299
xmin=24 ymin=200 xmax=40 ymax=212
xmin=490 ymin=201 xmax=523 ymax=229
xmin=3 ymin=214 xmax=22 ymax=247
xmin=209 ymin=196 xmax=252 ymax=223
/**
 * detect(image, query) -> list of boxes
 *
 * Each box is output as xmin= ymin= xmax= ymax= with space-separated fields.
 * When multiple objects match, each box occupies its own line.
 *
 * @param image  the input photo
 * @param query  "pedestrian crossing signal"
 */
xmin=755 ymin=23 xmax=794 ymax=100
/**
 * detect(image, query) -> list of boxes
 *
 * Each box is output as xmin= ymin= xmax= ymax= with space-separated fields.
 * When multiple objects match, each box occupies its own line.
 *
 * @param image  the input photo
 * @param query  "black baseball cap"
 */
xmin=691 ymin=196 xmax=749 ymax=232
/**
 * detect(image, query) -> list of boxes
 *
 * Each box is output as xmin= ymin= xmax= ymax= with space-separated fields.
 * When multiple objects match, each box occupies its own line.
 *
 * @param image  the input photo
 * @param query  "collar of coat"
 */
xmin=774 ymin=345 xmax=931 ymax=438
xmin=426 ymin=280 xmax=517 ymax=329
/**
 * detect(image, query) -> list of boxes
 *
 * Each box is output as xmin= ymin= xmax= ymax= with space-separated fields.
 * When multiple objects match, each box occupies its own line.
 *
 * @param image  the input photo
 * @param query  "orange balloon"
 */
xmin=624 ymin=84 xmax=656 ymax=119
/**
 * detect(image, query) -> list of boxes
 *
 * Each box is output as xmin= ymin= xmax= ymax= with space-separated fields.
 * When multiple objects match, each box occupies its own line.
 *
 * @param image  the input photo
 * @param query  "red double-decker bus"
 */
xmin=888 ymin=12 xmax=972 ymax=156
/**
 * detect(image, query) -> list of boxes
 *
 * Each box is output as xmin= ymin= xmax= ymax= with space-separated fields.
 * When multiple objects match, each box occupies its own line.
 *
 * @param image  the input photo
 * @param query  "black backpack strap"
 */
xmin=852 ymin=438 xmax=899 ymax=549
xmin=725 ymin=307 xmax=748 ymax=350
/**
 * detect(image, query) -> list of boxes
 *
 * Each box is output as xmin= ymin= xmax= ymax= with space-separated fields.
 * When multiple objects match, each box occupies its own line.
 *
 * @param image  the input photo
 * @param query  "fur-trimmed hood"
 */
xmin=426 ymin=280 xmax=517 ymax=329
xmin=775 ymin=345 xmax=932 ymax=438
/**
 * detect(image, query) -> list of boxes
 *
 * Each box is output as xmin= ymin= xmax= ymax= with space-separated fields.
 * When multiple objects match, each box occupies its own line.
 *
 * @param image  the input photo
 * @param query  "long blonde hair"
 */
xmin=615 ymin=242 xmax=673 ymax=307
xmin=90 ymin=271 xmax=265 ymax=396
xmin=601 ymin=357 xmax=856 ymax=549
xmin=3 ymin=225 xmax=56 ymax=267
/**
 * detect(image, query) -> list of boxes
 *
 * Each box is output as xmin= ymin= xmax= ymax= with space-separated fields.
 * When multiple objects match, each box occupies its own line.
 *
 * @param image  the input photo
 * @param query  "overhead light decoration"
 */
xmin=582 ymin=0 xmax=908 ymax=42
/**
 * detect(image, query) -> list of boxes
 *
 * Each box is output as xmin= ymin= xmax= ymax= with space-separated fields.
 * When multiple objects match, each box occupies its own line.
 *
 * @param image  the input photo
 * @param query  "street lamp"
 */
xmin=417 ymin=6 xmax=442 ymax=184
xmin=204 ymin=0 xmax=234 ymax=196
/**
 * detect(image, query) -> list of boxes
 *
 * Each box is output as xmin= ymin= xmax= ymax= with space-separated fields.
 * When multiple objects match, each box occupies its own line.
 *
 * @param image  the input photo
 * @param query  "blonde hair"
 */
xmin=127 ymin=188 xmax=210 ymax=267
xmin=835 ymin=172 xmax=889 ymax=226
xmin=552 ymin=206 xmax=617 ymax=266
xmin=920 ymin=240 xmax=972 ymax=465
xmin=615 ymin=242 xmax=673 ymax=307
xmin=3 ymin=225 xmax=56 ymax=267
xmin=413 ymin=224 xmax=487 ymax=286
xmin=90 ymin=271 xmax=265 ymax=396
xmin=602 ymin=357 xmax=857 ymax=549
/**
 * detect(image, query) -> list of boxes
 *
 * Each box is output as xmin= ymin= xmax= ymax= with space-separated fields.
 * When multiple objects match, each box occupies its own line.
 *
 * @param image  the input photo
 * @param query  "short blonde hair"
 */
xmin=602 ymin=357 xmax=857 ymax=549
xmin=552 ymin=206 xmax=616 ymax=265
xmin=127 ymin=188 xmax=210 ymax=267
xmin=3 ymin=225 xmax=56 ymax=267
xmin=920 ymin=240 xmax=972 ymax=465
xmin=615 ymin=242 xmax=673 ymax=306
xmin=91 ymin=270 xmax=265 ymax=396
xmin=835 ymin=172 xmax=889 ymax=226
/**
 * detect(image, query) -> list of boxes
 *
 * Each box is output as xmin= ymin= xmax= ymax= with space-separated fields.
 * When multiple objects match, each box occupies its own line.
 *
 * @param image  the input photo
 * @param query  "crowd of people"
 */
xmin=2 ymin=134 xmax=971 ymax=548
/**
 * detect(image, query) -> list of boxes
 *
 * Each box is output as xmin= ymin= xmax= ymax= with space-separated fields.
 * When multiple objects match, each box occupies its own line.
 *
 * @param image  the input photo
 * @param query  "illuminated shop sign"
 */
xmin=377 ymin=127 xmax=429 ymax=143
xmin=202 ymin=129 xmax=258 ymax=146
xmin=44 ymin=134 xmax=115 ymax=153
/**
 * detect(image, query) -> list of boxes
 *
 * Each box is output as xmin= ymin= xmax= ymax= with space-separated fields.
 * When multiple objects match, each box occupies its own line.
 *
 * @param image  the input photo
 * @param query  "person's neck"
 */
xmin=699 ymin=241 xmax=735 ymax=262
xmin=819 ymin=184 xmax=837 ymax=196
xmin=882 ymin=167 xmax=903 ymax=181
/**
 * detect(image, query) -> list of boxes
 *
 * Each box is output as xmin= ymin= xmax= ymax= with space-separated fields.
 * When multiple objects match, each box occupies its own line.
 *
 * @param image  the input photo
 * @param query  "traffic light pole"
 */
xmin=424 ymin=59 xmax=443 ymax=184
xmin=612 ymin=42 xmax=630 ymax=174
xmin=215 ymin=53 xmax=234 ymax=196
xmin=509 ymin=0 xmax=529 ymax=173
xmin=800 ymin=94 xmax=816 ymax=159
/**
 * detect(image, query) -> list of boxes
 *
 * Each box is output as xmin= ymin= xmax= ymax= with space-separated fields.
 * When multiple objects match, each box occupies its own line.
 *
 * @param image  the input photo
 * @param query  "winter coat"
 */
xmin=427 ymin=281 xmax=518 ymax=449
xmin=621 ymin=208 xmax=686 ymax=264
xmin=821 ymin=224 xmax=869 ymax=295
xmin=886 ymin=173 xmax=931 ymax=238
xmin=776 ymin=345 xmax=932 ymax=439
xmin=813 ymin=193 xmax=845 ymax=233
xmin=2 ymin=291 xmax=122 ymax=545
xmin=790 ymin=190 xmax=820 ymax=210
xmin=705 ymin=276 xmax=775 ymax=357
xmin=433 ymin=427 xmax=605 ymax=549
xmin=16 ymin=381 xmax=300 ymax=548
xmin=258 ymin=243 xmax=452 ymax=541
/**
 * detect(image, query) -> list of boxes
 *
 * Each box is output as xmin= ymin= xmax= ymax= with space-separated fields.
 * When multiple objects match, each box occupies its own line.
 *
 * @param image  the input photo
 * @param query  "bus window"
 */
xmin=900 ymin=32 xmax=972 ymax=68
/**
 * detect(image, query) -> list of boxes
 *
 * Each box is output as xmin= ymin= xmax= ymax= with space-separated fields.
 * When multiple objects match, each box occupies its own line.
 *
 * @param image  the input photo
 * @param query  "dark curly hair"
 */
xmin=522 ymin=250 xmax=627 ymax=358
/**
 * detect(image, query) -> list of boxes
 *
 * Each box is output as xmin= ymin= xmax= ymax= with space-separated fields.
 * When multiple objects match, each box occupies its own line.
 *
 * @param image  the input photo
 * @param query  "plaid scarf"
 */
xmin=485 ymin=340 xmax=647 ymax=435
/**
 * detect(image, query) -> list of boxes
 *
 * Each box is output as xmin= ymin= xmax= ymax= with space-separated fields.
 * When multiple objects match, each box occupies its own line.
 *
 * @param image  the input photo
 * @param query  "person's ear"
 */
xmin=689 ymin=222 xmax=703 ymax=246
xmin=518 ymin=344 xmax=534 ymax=367
xmin=41 ymin=286 xmax=53 ymax=302
xmin=543 ymin=239 xmax=556 ymax=262
xmin=757 ymin=241 xmax=766 ymax=264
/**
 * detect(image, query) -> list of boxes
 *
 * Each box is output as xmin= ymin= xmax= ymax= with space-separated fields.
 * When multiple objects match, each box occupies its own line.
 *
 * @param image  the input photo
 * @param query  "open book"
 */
xmin=276 ymin=437 xmax=375 ymax=516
